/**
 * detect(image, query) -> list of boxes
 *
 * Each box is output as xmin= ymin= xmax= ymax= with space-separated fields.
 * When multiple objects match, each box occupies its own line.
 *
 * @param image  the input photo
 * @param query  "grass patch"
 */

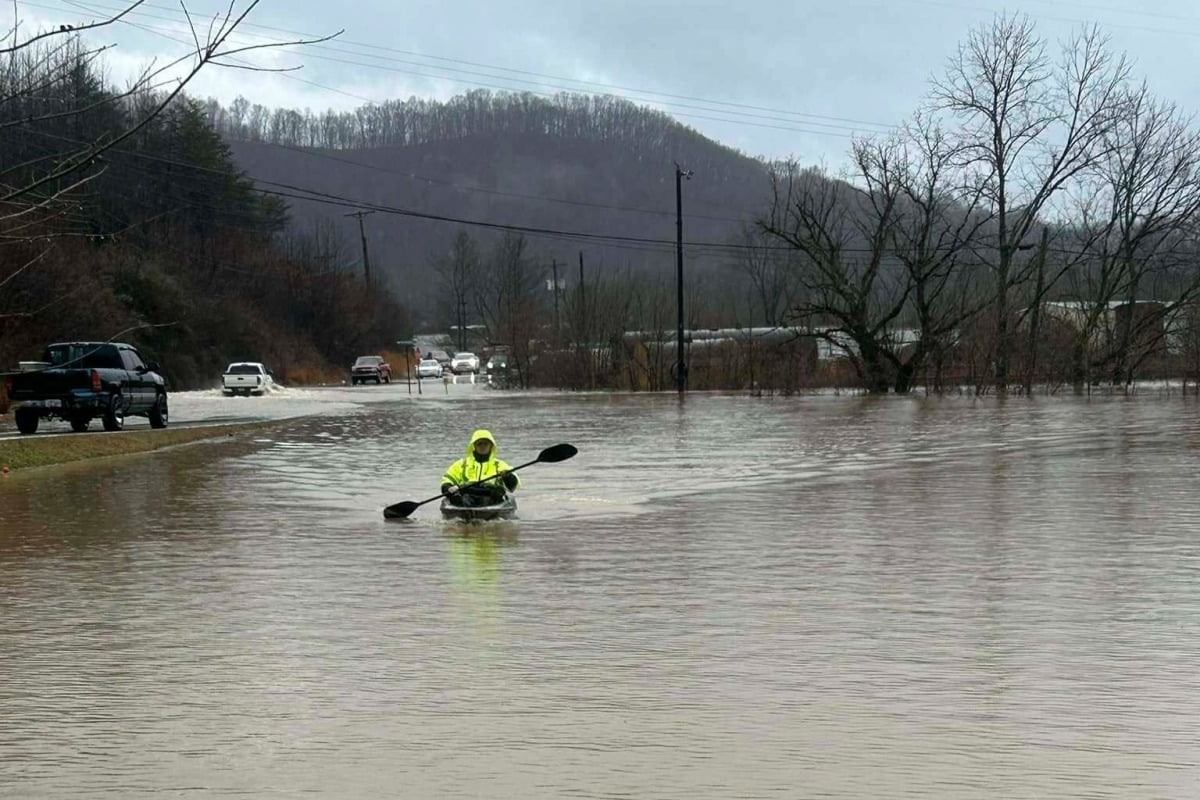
xmin=0 ymin=421 xmax=281 ymax=472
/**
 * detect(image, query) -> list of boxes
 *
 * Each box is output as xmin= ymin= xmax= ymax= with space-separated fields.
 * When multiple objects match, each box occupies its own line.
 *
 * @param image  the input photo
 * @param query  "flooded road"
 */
xmin=2 ymin=388 xmax=1200 ymax=798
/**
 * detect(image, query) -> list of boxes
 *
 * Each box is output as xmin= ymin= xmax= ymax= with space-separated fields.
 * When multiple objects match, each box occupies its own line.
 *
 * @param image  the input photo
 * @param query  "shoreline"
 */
xmin=0 ymin=420 xmax=284 ymax=473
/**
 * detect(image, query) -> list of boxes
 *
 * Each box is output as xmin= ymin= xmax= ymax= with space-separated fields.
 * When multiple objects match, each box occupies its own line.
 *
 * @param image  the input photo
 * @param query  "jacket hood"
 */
xmin=465 ymin=428 xmax=498 ymax=460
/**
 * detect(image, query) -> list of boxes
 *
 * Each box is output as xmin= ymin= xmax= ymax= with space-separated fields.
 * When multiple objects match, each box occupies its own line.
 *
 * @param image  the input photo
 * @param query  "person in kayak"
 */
xmin=440 ymin=429 xmax=520 ymax=507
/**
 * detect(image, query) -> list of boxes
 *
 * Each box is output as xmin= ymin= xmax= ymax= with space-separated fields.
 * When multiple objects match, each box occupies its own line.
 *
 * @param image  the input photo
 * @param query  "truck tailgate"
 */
xmin=10 ymin=369 xmax=91 ymax=397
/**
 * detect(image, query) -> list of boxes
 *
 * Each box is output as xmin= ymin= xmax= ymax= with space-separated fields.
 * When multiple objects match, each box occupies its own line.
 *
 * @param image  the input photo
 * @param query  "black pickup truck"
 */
xmin=5 ymin=342 xmax=168 ymax=434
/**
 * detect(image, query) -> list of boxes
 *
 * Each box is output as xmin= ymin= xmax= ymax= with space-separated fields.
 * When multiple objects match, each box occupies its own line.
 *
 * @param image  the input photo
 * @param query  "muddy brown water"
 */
xmin=2 ymin=391 xmax=1199 ymax=798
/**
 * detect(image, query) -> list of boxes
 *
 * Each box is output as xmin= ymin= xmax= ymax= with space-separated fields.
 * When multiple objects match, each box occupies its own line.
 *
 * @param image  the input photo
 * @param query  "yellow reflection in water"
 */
xmin=444 ymin=524 xmax=519 ymax=593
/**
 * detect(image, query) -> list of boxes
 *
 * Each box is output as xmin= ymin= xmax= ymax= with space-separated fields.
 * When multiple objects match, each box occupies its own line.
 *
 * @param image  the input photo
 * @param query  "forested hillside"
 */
xmin=207 ymin=91 xmax=776 ymax=324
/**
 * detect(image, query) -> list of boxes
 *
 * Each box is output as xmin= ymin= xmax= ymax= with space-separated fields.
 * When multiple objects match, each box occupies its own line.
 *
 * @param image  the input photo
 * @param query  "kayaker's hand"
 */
xmin=442 ymin=484 xmax=460 ymax=496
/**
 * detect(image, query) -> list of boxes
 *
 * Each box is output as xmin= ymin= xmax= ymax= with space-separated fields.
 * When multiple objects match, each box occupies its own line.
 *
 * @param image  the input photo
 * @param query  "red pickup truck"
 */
xmin=351 ymin=355 xmax=391 ymax=385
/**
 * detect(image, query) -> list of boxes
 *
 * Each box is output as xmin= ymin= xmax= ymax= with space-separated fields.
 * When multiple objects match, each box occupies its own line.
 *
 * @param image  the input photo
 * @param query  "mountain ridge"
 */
xmin=219 ymin=98 xmax=780 ymax=316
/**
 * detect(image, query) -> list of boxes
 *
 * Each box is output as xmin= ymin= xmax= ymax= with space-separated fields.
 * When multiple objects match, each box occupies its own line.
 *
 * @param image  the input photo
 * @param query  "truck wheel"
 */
xmin=149 ymin=393 xmax=168 ymax=429
xmin=102 ymin=394 xmax=125 ymax=432
xmin=15 ymin=407 xmax=39 ymax=435
xmin=70 ymin=415 xmax=90 ymax=432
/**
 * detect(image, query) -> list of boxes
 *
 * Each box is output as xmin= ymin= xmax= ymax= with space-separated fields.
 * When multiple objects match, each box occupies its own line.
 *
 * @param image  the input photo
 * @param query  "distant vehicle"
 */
xmin=416 ymin=358 xmax=443 ymax=378
xmin=5 ymin=341 xmax=168 ymax=434
xmin=450 ymin=352 xmax=480 ymax=374
xmin=351 ymin=355 xmax=391 ymax=385
xmin=485 ymin=353 xmax=512 ymax=388
xmin=426 ymin=349 xmax=453 ymax=369
xmin=222 ymin=362 xmax=274 ymax=396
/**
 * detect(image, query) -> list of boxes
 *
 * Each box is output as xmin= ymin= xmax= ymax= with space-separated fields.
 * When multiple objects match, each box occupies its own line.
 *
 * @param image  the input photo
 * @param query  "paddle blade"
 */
xmin=537 ymin=443 xmax=578 ymax=463
xmin=383 ymin=500 xmax=419 ymax=520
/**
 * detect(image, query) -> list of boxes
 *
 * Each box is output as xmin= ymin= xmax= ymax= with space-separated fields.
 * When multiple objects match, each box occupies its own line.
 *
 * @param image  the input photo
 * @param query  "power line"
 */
xmin=262 ymin=142 xmax=757 ymax=226
xmin=37 ymin=0 xmax=894 ymax=137
xmin=14 ymin=121 xmax=1180 ymax=264
xmin=38 ymin=0 xmax=832 ymax=227
xmin=43 ymin=0 xmax=899 ymax=128
xmin=890 ymin=0 xmax=1200 ymax=38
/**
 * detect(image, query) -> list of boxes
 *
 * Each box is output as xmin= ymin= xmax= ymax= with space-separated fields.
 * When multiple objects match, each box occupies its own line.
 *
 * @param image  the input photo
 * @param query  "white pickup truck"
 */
xmin=222 ymin=362 xmax=274 ymax=396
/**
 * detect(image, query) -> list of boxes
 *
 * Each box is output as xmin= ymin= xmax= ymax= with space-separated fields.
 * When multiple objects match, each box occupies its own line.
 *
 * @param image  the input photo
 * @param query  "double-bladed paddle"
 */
xmin=383 ymin=442 xmax=578 ymax=520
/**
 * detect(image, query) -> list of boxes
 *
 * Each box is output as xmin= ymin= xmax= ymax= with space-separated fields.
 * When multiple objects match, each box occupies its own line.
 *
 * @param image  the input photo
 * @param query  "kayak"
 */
xmin=440 ymin=493 xmax=517 ymax=522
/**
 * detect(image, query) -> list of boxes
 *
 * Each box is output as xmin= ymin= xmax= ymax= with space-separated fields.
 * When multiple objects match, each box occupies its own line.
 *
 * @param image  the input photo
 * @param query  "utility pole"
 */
xmin=675 ymin=164 xmax=692 ymax=394
xmin=578 ymin=251 xmax=586 ymax=338
xmin=345 ymin=209 xmax=374 ymax=284
xmin=552 ymin=258 xmax=560 ymax=344
xmin=579 ymin=251 xmax=589 ymax=389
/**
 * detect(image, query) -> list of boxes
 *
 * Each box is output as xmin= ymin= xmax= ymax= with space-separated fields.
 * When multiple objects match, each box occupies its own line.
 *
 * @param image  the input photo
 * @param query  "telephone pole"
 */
xmin=552 ymin=258 xmax=560 ymax=343
xmin=344 ymin=210 xmax=374 ymax=284
xmin=675 ymin=164 xmax=692 ymax=395
xmin=579 ymin=251 xmax=590 ymax=389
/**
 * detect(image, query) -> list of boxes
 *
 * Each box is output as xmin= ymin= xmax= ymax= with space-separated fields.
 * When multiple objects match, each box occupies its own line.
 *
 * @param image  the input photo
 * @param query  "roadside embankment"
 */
xmin=0 ymin=421 xmax=280 ymax=472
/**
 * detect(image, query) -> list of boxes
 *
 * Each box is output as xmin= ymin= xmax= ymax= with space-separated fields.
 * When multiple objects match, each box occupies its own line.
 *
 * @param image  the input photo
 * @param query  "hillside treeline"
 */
xmin=0 ymin=36 xmax=408 ymax=390
xmin=207 ymin=89 xmax=754 ymax=183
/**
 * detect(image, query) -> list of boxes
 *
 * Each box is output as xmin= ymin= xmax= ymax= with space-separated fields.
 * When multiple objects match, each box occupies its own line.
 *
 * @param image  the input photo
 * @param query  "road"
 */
xmin=0 ymin=375 xmax=488 ymax=440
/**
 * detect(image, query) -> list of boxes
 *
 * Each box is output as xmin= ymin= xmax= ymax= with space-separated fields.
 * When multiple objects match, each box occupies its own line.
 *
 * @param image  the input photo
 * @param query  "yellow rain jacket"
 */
xmin=441 ymin=429 xmax=520 ymax=493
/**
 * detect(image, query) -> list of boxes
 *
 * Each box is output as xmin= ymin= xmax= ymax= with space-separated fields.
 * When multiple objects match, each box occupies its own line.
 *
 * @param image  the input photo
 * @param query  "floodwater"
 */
xmin=2 ymin=388 xmax=1199 ymax=798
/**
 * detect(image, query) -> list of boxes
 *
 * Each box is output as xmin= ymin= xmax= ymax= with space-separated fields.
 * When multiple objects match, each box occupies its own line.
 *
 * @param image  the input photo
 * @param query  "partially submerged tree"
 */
xmin=930 ymin=14 xmax=1132 ymax=392
xmin=761 ymin=148 xmax=910 ymax=393
xmin=1086 ymin=86 xmax=1200 ymax=387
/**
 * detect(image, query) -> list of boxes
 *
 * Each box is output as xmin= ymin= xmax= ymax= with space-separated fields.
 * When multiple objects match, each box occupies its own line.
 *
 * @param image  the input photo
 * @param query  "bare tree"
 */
xmin=1 ymin=0 xmax=338 ymax=242
xmin=889 ymin=114 xmax=993 ymax=392
xmin=728 ymin=223 xmax=798 ymax=327
xmin=473 ymin=232 xmax=543 ymax=388
xmin=433 ymin=230 xmax=479 ymax=352
xmin=930 ymin=13 xmax=1131 ymax=392
xmin=1060 ymin=84 xmax=1200 ymax=389
xmin=618 ymin=271 xmax=675 ymax=391
xmin=760 ymin=146 xmax=910 ymax=393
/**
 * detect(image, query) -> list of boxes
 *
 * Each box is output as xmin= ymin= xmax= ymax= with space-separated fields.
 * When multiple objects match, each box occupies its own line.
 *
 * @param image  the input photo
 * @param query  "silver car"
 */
xmin=416 ymin=358 xmax=443 ymax=378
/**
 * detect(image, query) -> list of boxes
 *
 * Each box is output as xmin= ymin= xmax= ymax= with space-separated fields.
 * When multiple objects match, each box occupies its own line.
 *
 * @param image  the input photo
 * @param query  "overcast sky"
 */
xmin=14 ymin=0 xmax=1200 ymax=164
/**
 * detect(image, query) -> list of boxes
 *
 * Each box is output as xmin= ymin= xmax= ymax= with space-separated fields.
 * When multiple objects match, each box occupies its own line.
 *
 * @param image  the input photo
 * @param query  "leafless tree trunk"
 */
xmin=930 ymin=13 xmax=1131 ymax=392
xmin=888 ymin=114 xmax=992 ymax=393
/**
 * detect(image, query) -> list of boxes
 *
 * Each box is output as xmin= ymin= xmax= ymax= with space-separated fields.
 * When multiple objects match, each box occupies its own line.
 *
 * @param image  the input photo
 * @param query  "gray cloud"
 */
xmin=31 ymin=0 xmax=1200 ymax=163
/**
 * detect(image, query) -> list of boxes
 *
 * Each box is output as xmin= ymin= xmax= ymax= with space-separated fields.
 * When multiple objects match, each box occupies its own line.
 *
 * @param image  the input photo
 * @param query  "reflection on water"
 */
xmin=445 ymin=525 xmax=518 ymax=588
xmin=2 ymin=392 xmax=1200 ymax=798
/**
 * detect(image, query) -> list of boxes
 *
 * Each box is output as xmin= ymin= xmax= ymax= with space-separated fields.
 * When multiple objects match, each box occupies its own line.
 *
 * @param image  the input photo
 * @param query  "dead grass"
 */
xmin=282 ymin=361 xmax=347 ymax=385
xmin=0 ymin=421 xmax=281 ymax=472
